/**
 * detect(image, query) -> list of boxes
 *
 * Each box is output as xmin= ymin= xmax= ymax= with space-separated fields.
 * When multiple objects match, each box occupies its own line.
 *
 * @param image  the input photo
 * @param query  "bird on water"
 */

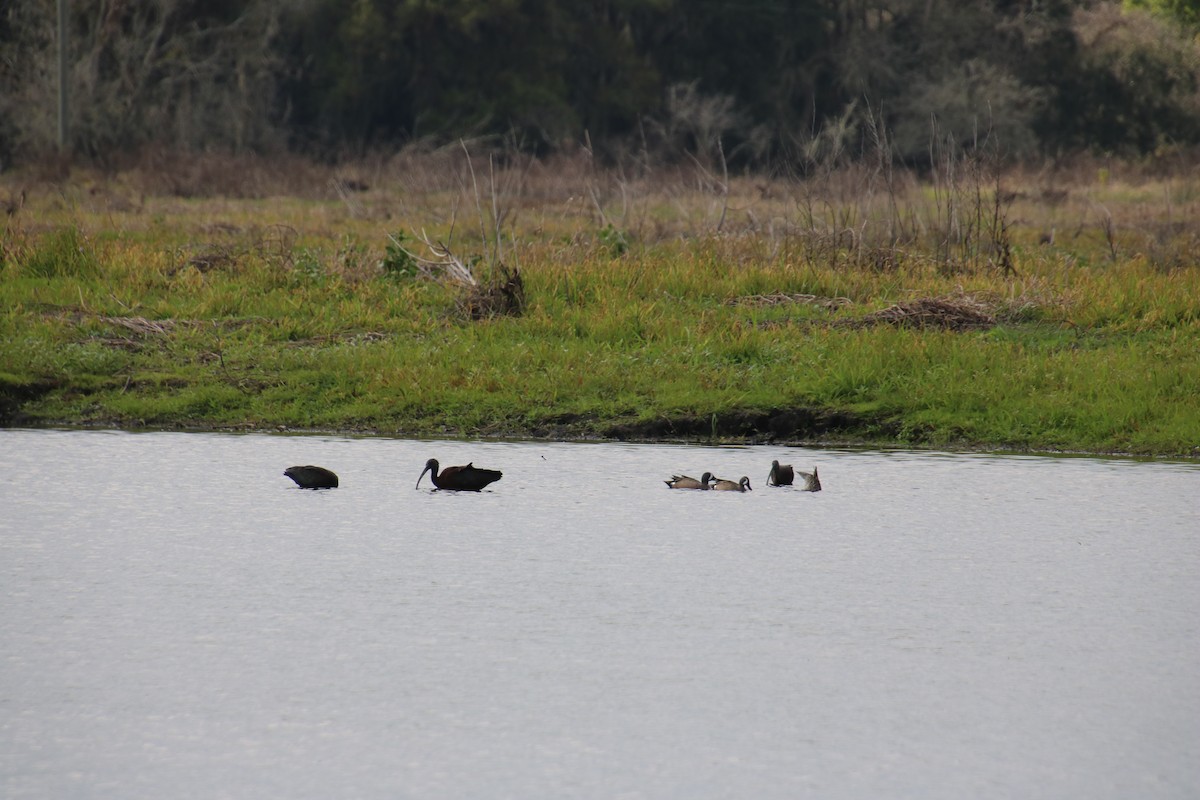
xmin=767 ymin=460 xmax=794 ymax=486
xmin=797 ymin=466 xmax=821 ymax=492
xmin=665 ymin=472 xmax=714 ymax=490
xmin=767 ymin=460 xmax=822 ymax=491
xmin=712 ymin=476 xmax=752 ymax=492
xmin=284 ymin=465 xmax=339 ymax=489
xmin=417 ymin=459 xmax=503 ymax=491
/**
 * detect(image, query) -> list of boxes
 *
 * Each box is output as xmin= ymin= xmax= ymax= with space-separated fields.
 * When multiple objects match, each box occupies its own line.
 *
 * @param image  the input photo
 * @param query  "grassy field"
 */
xmin=2 ymin=149 xmax=1198 ymax=457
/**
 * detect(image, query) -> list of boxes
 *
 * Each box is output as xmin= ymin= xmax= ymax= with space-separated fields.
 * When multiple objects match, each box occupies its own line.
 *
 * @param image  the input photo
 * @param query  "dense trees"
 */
xmin=2 ymin=0 xmax=1198 ymax=167
xmin=1127 ymin=0 xmax=1200 ymax=30
xmin=0 ymin=0 xmax=288 ymax=161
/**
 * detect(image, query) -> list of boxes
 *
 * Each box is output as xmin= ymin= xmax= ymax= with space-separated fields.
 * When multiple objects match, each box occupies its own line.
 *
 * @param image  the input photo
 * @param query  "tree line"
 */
xmin=2 ymin=0 xmax=1199 ymax=168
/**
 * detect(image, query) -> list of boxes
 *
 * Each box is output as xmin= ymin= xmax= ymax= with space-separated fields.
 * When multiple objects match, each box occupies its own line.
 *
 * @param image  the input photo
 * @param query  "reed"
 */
xmin=1 ymin=154 xmax=1197 ymax=456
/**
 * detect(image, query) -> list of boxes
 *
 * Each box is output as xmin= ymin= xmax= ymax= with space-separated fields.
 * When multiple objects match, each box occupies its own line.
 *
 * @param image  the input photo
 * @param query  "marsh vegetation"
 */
xmin=2 ymin=143 xmax=1197 ymax=457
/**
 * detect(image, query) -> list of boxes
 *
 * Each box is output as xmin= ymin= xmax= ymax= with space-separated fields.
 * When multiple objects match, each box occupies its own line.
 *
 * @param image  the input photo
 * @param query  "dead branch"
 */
xmin=386 ymin=231 xmax=477 ymax=286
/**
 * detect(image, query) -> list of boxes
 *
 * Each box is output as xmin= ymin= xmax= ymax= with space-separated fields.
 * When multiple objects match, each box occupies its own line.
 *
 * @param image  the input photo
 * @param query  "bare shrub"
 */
xmin=842 ymin=296 xmax=997 ymax=331
xmin=647 ymin=82 xmax=745 ymax=168
xmin=386 ymin=141 xmax=529 ymax=320
xmin=459 ymin=265 xmax=525 ymax=320
xmin=2 ymin=1 xmax=289 ymax=162
xmin=891 ymin=60 xmax=1041 ymax=163
xmin=926 ymin=123 xmax=1018 ymax=276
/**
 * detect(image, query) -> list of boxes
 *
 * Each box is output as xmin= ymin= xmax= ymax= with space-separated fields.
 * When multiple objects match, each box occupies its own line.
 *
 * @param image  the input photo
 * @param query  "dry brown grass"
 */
xmin=458 ymin=265 xmax=526 ymax=320
xmin=840 ymin=296 xmax=997 ymax=331
xmin=725 ymin=293 xmax=854 ymax=310
xmin=4 ymin=146 xmax=1198 ymax=275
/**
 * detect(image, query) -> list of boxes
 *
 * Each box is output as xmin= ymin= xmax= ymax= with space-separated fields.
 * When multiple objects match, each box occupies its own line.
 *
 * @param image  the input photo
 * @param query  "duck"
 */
xmin=416 ymin=458 xmax=503 ymax=491
xmin=712 ymin=476 xmax=752 ymax=492
xmin=769 ymin=461 xmax=822 ymax=491
xmin=797 ymin=466 xmax=822 ymax=492
xmin=665 ymin=472 xmax=714 ymax=490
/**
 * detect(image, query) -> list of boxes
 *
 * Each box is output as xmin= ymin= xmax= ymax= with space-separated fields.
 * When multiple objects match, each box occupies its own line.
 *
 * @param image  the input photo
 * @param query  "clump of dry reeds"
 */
xmin=386 ymin=141 xmax=530 ymax=321
xmin=841 ymin=296 xmax=997 ymax=331
xmin=172 ymin=245 xmax=241 ymax=275
xmin=96 ymin=316 xmax=180 ymax=336
xmin=725 ymin=292 xmax=853 ymax=310
xmin=459 ymin=264 xmax=525 ymax=320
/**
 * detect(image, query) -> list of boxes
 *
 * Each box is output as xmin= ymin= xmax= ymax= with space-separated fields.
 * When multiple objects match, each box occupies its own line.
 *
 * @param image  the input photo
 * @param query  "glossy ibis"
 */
xmin=767 ymin=460 xmax=794 ymax=486
xmin=712 ymin=476 xmax=752 ymax=492
xmin=417 ymin=458 xmax=503 ymax=491
xmin=665 ymin=472 xmax=714 ymax=490
xmin=284 ymin=465 xmax=339 ymax=489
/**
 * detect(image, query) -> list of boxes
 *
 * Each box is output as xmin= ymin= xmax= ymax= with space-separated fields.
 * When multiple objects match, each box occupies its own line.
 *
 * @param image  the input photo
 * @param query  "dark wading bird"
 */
xmin=417 ymin=459 xmax=503 ymax=491
xmin=767 ymin=461 xmax=822 ymax=492
xmin=767 ymin=460 xmax=795 ymax=486
xmin=284 ymin=465 xmax=339 ymax=489
xmin=665 ymin=472 xmax=714 ymax=490
xmin=712 ymin=476 xmax=752 ymax=492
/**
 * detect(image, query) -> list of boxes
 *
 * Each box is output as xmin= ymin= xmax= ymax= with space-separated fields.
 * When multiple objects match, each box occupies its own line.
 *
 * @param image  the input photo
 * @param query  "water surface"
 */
xmin=2 ymin=430 xmax=1197 ymax=798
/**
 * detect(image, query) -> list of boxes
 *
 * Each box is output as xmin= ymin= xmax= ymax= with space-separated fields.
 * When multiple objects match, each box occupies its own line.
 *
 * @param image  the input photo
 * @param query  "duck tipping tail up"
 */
xmin=797 ymin=466 xmax=821 ymax=492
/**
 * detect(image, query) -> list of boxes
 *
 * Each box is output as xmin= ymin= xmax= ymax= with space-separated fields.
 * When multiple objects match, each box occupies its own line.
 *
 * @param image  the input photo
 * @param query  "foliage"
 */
xmin=0 ymin=0 xmax=287 ymax=162
xmin=1 ymin=158 xmax=1198 ymax=456
xmin=1125 ymin=0 xmax=1200 ymax=30
xmin=381 ymin=232 xmax=419 ymax=280
xmin=3 ymin=1 xmax=1200 ymax=165
xmin=1064 ymin=4 xmax=1200 ymax=154
xmin=597 ymin=224 xmax=630 ymax=257
xmin=6 ymin=226 xmax=100 ymax=279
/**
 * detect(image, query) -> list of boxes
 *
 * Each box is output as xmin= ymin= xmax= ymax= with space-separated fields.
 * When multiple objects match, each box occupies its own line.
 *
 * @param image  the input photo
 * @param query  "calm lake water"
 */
xmin=1 ymin=429 xmax=1197 ymax=799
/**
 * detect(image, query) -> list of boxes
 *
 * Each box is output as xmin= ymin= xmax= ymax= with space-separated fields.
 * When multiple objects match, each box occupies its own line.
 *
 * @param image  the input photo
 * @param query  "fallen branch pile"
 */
xmin=840 ymin=296 xmax=997 ymax=331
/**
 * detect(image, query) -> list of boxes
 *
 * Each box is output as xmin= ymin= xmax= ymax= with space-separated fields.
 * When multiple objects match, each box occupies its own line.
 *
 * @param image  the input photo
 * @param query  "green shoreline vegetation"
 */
xmin=1 ymin=152 xmax=1198 ymax=457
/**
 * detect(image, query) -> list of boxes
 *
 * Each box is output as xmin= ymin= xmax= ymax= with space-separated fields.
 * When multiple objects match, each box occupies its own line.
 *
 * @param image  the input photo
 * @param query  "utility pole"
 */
xmin=57 ymin=0 xmax=69 ymax=150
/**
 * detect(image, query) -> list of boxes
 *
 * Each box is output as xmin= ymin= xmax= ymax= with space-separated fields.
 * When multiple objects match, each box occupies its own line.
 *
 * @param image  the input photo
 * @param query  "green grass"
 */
xmin=2 ymin=162 xmax=1198 ymax=457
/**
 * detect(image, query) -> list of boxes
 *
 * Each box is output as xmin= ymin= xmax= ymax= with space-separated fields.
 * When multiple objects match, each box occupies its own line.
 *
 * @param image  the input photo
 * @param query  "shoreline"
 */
xmin=4 ymin=166 xmax=1198 ymax=463
xmin=7 ymin=418 xmax=1197 ymax=462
